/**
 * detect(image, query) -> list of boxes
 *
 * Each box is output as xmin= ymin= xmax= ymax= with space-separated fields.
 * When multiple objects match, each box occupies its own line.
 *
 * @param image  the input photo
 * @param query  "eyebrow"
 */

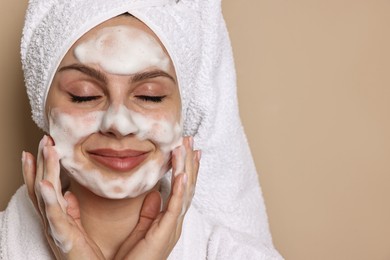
xmin=58 ymin=64 xmax=108 ymax=84
xmin=58 ymin=64 xmax=176 ymax=84
xmin=131 ymin=70 xmax=176 ymax=84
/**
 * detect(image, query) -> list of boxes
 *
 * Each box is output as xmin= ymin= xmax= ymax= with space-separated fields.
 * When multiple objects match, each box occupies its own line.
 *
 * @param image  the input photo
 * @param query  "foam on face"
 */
xmin=74 ymin=26 xmax=170 ymax=75
xmin=49 ymin=106 xmax=182 ymax=199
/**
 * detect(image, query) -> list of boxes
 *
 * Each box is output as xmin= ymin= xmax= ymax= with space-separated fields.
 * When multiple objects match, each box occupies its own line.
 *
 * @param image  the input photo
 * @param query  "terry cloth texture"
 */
xmin=1 ymin=185 xmax=282 ymax=259
xmin=20 ymin=0 xmax=283 ymax=258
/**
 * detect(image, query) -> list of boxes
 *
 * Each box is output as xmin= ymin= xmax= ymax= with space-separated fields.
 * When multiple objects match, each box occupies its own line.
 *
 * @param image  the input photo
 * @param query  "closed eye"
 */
xmin=135 ymin=95 xmax=166 ymax=103
xmin=69 ymin=93 xmax=101 ymax=103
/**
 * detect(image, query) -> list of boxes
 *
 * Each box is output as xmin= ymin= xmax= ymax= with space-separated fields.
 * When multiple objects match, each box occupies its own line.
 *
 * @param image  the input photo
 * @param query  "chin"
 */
xmin=63 ymin=157 xmax=169 ymax=199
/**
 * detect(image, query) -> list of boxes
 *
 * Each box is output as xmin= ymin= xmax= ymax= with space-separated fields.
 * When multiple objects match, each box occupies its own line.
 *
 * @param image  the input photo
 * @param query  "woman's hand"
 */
xmin=114 ymin=136 xmax=201 ymax=260
xmin=22 ymin=135 xmax=106 ymax=259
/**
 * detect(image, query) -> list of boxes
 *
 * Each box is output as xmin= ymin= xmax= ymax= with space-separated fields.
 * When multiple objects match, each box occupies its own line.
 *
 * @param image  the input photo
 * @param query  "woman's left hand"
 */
xmin=114 ymin=136 xmax=201 ymax=260
xmin=22 ymin=135 xmax=106 ymax=259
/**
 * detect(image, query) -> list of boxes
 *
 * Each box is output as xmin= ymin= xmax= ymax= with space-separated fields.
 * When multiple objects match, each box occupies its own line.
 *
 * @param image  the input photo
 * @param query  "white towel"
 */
xmin=0 ymin=185 xmax=280 ymax=259
xmin=20 ymin=0 xmax=283 ymax=258
xmin=0 ymin=186 xmax=53 ymax=259
xmin=0 ymin=184 xmax=210 ymax=260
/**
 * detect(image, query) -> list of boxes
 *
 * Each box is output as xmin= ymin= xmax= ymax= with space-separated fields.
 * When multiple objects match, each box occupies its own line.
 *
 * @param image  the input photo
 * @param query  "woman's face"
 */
xmin=45 ymin=15 xmax=182 ymax=199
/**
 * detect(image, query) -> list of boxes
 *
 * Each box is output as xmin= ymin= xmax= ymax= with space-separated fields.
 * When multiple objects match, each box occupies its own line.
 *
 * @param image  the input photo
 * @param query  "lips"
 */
xmin=88 ymin=148 xmax=149 ymax=172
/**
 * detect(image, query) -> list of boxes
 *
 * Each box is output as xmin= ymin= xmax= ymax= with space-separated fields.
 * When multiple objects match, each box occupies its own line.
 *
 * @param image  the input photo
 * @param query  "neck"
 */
xmin=68 ymin=179 xmax=160 ymax=259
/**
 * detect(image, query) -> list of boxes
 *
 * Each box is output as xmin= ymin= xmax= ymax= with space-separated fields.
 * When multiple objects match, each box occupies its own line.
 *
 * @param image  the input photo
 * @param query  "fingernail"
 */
xmin=188 ymin=136 xmax=194 ymax=149
xmin=197 ymin=150 xmax=202 ymax=161
xmin=39 ymin=135 xmax=47 ymax=150
xmin=21 ymin=151 xmax=27 ymax=184
xmin=21 ymin=151 xmax=26 ymax=163
xmin=47 ymin=135 xmax=54 ymax=146
xmin=21 ymin=151 xmax=32 ymax=166
xmin=42 ymin=135 xmax=48 ymax=144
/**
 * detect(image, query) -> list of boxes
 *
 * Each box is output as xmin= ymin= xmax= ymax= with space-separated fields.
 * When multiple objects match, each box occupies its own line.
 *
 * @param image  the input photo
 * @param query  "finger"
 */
xmin=40 ymin=180 xmax=73 ymax=254
xmin=191 ymin=150 xmax=201 ymax=196
xmin=123 ymin=175 xmax=189 ymax=259
xmin=181 ymin=151 xmax=199 ymax=218
xmin=35 ymin=135 xmax=52 ymax=186
xmin=127 ymin=174 xmax=186 ymax=258
xmin=115 ymin=191 xmax=161 ymax=260
xmin=64 ymin=191 xmax=90 ymax=238
xmin=171 ymin=145 xmax=186 ymax=177
xmin=138 ymin=191 xmax=162 ymax=229
xmin=22 ymin=151 xmax=39 ymax=210
xmin=182 ymin=137 xmax=200 ymax=208
xmin=183 ymin=137 xmax=195 ymax=182
xmin=63 ymin=191 xmax=105 ymax=257
xmin=157 ymin=173 xmax=187 ymax=235
xmin=172 ymin=139 xmax=200 ymax=237
xmin=64 ymin=191 xmax=81 ymax=222
xmin=193 ymin=150 xmax=201 ymax=183
xmin=43 ymin=146 xmax=67 ymax=211
xmin=143 ymin=173 xmax=186 ymax=253
xmin=35 ymin=135 xmax=50 ymax=215
xmin=169 ymin=137 xmax=199 ymax=213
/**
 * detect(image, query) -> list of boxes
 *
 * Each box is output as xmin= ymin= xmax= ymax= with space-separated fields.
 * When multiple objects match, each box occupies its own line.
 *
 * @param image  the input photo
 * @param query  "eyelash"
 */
xmin=69 ymin=94 xmax=101 ymax=103
xmin=136 ymin=95 xmax=166 ymax=103
xmin=68 ymin=94 xmax=166 ymax=103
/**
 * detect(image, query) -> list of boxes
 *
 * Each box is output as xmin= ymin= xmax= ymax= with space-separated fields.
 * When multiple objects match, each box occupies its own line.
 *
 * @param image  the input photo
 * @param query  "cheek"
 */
xmin=49 ymin=106 xmax=182 ymax=158
xmin=145 ymin=97 xmax=182 ymax=127
xmin=133 ymin=111 xmax=183 ymax=152
xmin=49 ymin=110 xmax=102 ymax=159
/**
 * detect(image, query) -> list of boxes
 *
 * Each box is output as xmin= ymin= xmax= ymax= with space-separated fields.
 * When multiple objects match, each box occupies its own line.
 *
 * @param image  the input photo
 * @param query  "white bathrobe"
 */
xmin=0 ymin=184 xmax=282 ymax=259
xmin=1 ymin=0 xmax=284 ymax=259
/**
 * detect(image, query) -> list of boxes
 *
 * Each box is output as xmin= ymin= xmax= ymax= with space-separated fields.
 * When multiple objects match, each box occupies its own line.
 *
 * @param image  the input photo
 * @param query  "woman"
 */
xmin=1 ymin=0 xmax=283 ymax=259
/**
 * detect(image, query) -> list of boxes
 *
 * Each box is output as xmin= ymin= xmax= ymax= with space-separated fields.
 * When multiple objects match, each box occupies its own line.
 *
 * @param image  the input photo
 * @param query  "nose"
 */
xmin=100 ymin=105 xmax=138 ymax=138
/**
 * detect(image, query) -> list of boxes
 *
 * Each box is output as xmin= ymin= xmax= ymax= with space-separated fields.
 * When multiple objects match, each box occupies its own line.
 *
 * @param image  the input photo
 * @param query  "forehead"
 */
xmin=57 ymin=14 xmax=174 ymax=77
xmin=75 ymin=15 xmax=160 ymax=47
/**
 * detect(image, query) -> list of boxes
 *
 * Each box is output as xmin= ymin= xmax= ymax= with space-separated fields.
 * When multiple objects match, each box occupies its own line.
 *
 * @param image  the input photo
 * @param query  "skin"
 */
xmin=22 ymin=15 xmax=200 ymax=260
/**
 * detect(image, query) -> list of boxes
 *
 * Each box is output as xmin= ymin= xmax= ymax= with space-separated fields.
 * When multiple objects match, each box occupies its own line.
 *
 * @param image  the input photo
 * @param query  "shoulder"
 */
xmin=0 ymin=185 xmax=52 ymax=259
xmin=1 ymin=185 xmax=30 ymax=214
xmin=1 ymin=186 xmax=28 ymax=259
xmin=0 ymin=210 xmax=4 ymax=225
xmin=0 ymin=185 xmax=27 ymax=223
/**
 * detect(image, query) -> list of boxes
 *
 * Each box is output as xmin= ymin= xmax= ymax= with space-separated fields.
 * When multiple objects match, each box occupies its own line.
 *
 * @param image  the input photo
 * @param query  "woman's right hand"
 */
xmin=22 ymin=135 xmax=106 ymax=259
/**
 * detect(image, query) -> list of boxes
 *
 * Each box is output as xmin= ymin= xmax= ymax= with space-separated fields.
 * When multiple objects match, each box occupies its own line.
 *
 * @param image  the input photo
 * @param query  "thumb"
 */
xmin=137 ymin=191 xmax=162 ymax=231
xmin=64 ymin=191 xmax=81 ymax=221
xmin=114 ymin=191 xmax=161 ymax=260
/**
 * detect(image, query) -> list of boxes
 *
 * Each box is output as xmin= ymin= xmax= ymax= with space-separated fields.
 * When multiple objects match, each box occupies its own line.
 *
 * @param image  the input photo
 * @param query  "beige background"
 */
xmin=1 ymin=1 xmax=389 ymax=259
